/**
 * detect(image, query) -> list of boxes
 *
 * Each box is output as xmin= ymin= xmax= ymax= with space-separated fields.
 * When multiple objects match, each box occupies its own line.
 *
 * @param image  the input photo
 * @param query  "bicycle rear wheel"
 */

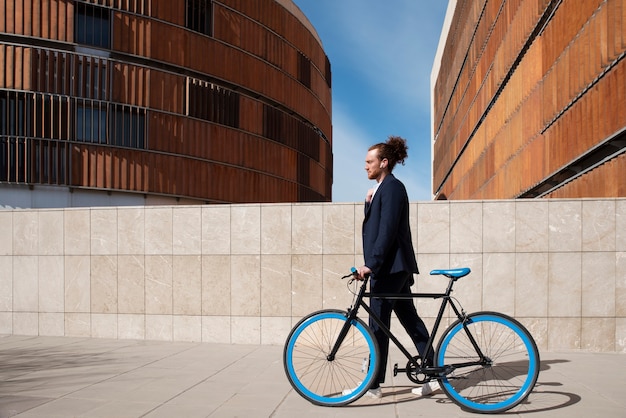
xmin=436 ymin=312 xmax=540 ymax=414
xmin=283 ymin=309 xmax=379 ymax=406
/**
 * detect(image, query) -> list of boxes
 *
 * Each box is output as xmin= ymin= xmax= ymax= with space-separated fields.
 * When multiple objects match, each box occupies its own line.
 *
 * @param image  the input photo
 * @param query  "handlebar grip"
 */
xmin=351 ymin=267 xmax=357 ymax=274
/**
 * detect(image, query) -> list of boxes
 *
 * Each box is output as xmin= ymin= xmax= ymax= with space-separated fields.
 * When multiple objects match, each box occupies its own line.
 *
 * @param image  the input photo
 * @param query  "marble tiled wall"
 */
xmin=0 ymin=199 xmax=624 ymax=352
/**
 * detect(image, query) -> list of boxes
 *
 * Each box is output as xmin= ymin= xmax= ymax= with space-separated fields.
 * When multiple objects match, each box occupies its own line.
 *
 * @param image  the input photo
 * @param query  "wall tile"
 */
xmin=548 ymin=253 xmax=582 ymax=317
xmin=582 ymin=252 xmax=615 ymax=317
xmin=91 ymin=209 xmax=118 ymax=255
xmin=91 ymin=313 xmax=117 ymax=338
xmin=13 ymin=211 xmax=38 ymax=255
xmin=65 ymin=312 xmax=91 ymax=337
xmin=354 ymin=204 xmax=364 ymax=256
xmin=173 ymin=315 xmax=202 ymax=342
xmin=261 ymin=316 xmax=291 ymax=345
xmin=13 ymin=256 xmax=38 ymax=311
xmin=519 ymin=318 xmax=548 ymax=352
xmin=617 ymin=252 xmax=626 ymax=316
xmin=548 ymin=200 xmax=582 ymax=252
xmin=291 ymin=254 xmax=323 ymax=316
xmin=145 ymin=314 xmax=172 ymax=341
xmin=548 ymin=317 xmax=581 ymax=350
xmin=64 ymin=209 xmax=90 ymax=255
xmin=91 ymin=255 xmax=117 ymax=314
xmin=13 ymin=312 xmax=38 ymax=335
xmin=231 ymin=316 xmax=260 ymax=344
xmin=118 ymin=208 xmax=144 ymax=255
xmin=582 ymin=318 xmax=615 ymax=352
xmin=38 ymin=210 xmax=63 ymax=255
xmin=617 ymin=200 xmax=626 ymax=251
xmin=415 ymin=252 xmax=451 ymax=319
xmin=118 ymin=255 xmax=145 ymax=314
xmin=231 ymin=255 xmax=260 ymax=316
xmin=202 ymin=316 xmax=230 ymax=343
xmin=231 ymin=205 xmax=260 ymax=255
xmin=515 ymin=253 xmax=549 ymax=317
xmin=39 ymin=256 xmax=64 ymax=312
xmin=0 ymin=211 xmax=12 ymax=255
xmin=483 ymin=201 xmax=515 ymax=253
xmin=0 ymin=312 xmax=12 ymax=334
xmin=449 ymin=253 xmax=483 ymax=314
xmin=322 ymin=254 xmax=359 ymax=310
xmin=582 ymin=200 xmax=616 ymax=251
xmin=410 ymin=203 xmax=418 ymax=253
xmin=0 ymin=256 xmax=12 ymax=311
xmin=39 ymin=313 xmax=64 ymax=336
xmin=173 ymin=207 xmax=201 ymax=255
xmin=483 ymin=253 xmax=516 ymax=316
xmin=261 ymin=204 xmax=291 ymax=255
xmin=261 ymin=255 xmax=291 ymax=316
xmin=292 ymin=205 xmax=323 ymax=254
xmin=3 ymin=200 xmax=626 ymax=352
xmin=202 ymin=206 xmax=230 ymax=254
xmin=145 ymin=255 xmax=173 ymax=314
xmin=201 ymin=255 xmax=231 ymax=315
xmin=323 ymin=204 xmax=355 ymax=254
xmin=118 ymin=313 xmax=145 ymax=339
xmin=173 ymin=255 xmax=201 ymax=315
xmin=516 ymin=201 xmax=549 ymax=252
xmin=65 ymin=255 xmax=90 ymax=313
xmin=616 ymin=318 xmax=626 ymax=353
xmin=145 ymin=207 xmax=173 ymax=255
xmin=417 ymin=202 xmax=449 ymax=254
xmin=450 ymin=202 xmax=482 ymax=253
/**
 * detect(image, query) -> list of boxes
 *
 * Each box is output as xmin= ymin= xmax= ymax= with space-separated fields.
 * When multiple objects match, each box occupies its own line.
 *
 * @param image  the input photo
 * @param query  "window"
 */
xmin=0 ymin=90 xmax=33 ymax=137
xmin=32 ymin=140 xmax=69 ymax=185
xmin=73 ymin=101 xmax=146 ymax=148
xmin=109 ymin=104 xmax=146 ymax=148
xmin=186 ymin=0 xmax=212 ymax=36
xmin=187 ymin=79 xmax=239 ymax=128
xmin=34 ymin=94 xmax=71 ymax=140
xmin=75 ymin=100 xmax=107 ymax=143
xmin=76 ymin=56 xmax=109 ymax=100
xmin=75 ymin=2 xmax=111 ymax=49
xmin=297 ymin=52 xmax=311 ymax=89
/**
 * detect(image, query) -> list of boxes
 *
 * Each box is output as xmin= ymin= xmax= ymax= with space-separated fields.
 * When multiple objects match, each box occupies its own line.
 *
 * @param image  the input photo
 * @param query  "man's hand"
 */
xmin=355 ymin=266 xmax=372 ymax=280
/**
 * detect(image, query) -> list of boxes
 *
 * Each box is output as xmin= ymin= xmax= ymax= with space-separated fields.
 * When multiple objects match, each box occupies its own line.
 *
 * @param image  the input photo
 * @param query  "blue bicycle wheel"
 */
xmin=436 ymin=312 xmax=540 ymax=413
xmin=283 ymin=309 xmax=379 ymax=406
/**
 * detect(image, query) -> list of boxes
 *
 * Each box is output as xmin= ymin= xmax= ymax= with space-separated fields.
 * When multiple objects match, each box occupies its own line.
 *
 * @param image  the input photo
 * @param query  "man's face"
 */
xmin=365 ymin=149 xmax=383 ymax=180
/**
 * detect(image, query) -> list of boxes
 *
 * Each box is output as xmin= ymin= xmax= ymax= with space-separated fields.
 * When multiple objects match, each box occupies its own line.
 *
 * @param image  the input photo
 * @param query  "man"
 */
xmin=354 ymin=136 xmax=440 ymax=399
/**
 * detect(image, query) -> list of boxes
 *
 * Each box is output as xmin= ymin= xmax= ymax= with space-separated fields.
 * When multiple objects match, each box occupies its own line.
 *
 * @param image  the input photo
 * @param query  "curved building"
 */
xmin=0 ymin=0 xmax=332 ymax=207
xmin=431 ymin=0 xmax=625 ymax=200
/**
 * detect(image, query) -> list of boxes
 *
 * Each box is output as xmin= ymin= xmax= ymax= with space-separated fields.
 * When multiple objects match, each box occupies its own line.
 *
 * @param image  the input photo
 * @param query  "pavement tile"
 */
xmin=1 ymin=335 xmax=626 ymax=417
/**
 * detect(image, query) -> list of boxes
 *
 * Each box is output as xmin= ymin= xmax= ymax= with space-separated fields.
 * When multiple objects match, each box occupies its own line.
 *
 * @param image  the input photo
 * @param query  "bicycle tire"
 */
xmin=283 ymin=309 xmax=379 ymax=406
xmin=436 ymin=311 xmax=540 ymax=414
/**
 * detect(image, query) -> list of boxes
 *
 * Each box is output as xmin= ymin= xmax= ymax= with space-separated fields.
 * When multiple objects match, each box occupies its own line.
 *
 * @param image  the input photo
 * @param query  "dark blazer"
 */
xmin=362 ymin=174 xmax=419 ymax=278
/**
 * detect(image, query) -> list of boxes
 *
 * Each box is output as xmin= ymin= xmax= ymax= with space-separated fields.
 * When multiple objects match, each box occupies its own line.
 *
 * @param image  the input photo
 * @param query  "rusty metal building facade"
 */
xmin=0 ymin=0 xmax=332 ymax=206
xmin=432 ymin=0 xmax=625 ymax=200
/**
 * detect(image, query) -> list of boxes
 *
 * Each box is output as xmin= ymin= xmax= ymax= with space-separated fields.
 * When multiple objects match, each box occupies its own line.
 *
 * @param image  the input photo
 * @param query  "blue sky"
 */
xmin=292 ymin=1 xmax=450 ymax=202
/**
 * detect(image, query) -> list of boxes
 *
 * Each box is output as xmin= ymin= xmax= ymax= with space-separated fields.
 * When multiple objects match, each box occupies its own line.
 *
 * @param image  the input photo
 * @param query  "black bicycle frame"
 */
xmin=328 ymin=276 xmax=489 ymax=375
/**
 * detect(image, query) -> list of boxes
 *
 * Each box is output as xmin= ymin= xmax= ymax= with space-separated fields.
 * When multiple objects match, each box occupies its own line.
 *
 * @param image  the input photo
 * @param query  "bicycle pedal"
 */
xmin=393 ymin=363 xmax=400 ymax=376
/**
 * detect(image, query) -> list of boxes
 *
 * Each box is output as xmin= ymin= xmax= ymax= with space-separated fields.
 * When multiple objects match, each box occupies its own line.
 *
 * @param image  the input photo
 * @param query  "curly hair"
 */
xmin=368 ymin=135 xmax=409 ymax=172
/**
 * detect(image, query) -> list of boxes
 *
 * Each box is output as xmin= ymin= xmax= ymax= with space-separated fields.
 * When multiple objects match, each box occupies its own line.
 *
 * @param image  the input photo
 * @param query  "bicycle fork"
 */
xmin=326 ymin=278 xmax=369 ymax=362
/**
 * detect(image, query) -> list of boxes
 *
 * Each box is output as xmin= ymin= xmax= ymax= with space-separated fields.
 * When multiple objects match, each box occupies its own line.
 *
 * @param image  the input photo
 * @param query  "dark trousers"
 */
xmin=369 ymin=271 xmax=432 ymax=387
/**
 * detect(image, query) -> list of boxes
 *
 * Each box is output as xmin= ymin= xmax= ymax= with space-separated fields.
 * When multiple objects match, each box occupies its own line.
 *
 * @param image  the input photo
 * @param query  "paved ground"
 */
xmin=0 ymin=335 xmax=624 ymax=417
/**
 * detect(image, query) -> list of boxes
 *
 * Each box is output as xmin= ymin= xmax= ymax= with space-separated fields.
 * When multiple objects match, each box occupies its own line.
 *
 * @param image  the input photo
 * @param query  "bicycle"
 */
xmin=283 ymin=267 xmax=540 ymax=414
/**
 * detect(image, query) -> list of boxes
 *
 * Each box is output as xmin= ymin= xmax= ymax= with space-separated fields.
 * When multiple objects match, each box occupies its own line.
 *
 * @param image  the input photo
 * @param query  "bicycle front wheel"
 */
xmin=283 ymin=309 xmax=379 ymax=406
xmin=436 ymin=312 xmax=540 ymax=414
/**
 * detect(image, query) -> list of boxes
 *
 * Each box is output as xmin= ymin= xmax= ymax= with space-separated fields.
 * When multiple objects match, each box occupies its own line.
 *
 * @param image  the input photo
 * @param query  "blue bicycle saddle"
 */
xmin=430 ymin=267 xmax=471 ymax=278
